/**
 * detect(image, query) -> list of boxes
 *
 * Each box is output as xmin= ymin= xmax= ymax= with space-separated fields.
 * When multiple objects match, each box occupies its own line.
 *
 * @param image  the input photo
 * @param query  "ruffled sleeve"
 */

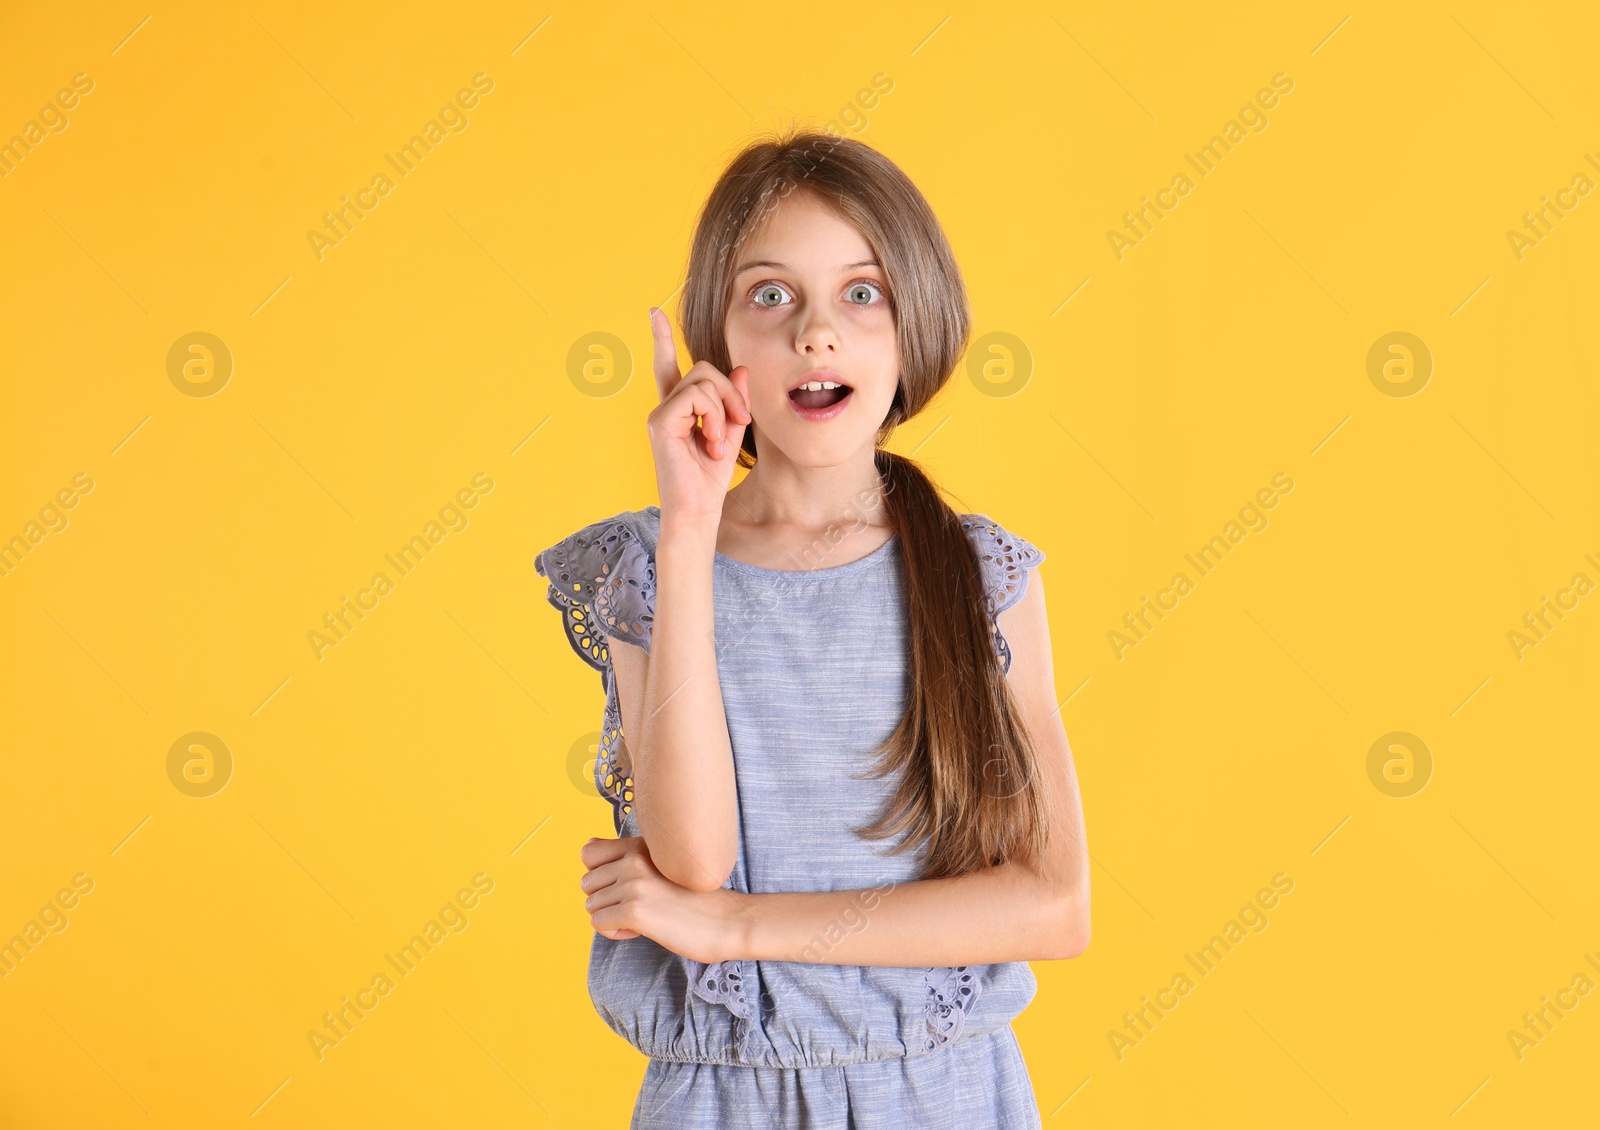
xmin=960 ymin=513 xmax=1046 ymax=674
xmin=533 ymin=513 xmax=658 ymax=675
xmin=534 ymin=512 xmax=658 ymax=831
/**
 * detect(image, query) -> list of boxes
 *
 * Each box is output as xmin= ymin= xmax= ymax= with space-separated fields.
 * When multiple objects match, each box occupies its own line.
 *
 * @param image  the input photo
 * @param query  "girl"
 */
xmin=536 ymin=129 xmax=1089 ymax=1129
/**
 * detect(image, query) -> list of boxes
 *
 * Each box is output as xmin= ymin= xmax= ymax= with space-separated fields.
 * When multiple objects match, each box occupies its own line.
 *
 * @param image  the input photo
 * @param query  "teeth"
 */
xmin=798 ymin=381 xmax=845 ymax=391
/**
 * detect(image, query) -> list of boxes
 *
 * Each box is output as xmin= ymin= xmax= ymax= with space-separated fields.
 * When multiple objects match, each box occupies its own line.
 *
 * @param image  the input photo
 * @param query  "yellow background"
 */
xmin=2 ymin=1 xmax=1596 ymax=1126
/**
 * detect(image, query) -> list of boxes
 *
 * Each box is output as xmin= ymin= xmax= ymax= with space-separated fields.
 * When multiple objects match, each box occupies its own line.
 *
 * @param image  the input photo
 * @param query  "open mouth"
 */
xmin=788 ymin=383 xmax=852 ymax=410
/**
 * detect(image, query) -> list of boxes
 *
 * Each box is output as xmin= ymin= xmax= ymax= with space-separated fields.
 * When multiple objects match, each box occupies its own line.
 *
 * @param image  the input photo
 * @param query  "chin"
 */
xmin=762 ymin=431 xmax=874 ymax=468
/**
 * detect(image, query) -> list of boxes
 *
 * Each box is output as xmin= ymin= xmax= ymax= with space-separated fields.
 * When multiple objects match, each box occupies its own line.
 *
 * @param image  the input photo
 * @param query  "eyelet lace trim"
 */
xmin=925 ymin=966 xmax=982 ymax=1051
xmin=960 ymin=514 xmax=1046 ymax=675
xmin=534 ymin=516 xmax=657 ymax=669
xmin=592 ymin=695 xmax=635 ymax=826
xmin=690 ymin=959 xmax=755 ymax=1058
xmin=535 ymin=516 xmax=658 ymax=824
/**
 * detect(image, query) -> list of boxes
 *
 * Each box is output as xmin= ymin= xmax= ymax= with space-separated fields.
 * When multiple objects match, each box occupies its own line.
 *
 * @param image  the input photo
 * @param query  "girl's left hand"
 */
xmin=579 ymin=836 xmax=748 ymax=965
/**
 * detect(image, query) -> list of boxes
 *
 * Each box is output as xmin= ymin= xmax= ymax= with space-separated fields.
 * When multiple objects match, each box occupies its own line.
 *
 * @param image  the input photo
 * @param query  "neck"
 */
xmin=724 ymin=449 xmax=891 ymax=535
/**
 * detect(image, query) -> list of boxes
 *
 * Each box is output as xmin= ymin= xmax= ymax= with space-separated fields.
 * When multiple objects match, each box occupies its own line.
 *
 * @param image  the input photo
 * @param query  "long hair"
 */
xmin=677 ymin=127 xmax=1049 ymax=881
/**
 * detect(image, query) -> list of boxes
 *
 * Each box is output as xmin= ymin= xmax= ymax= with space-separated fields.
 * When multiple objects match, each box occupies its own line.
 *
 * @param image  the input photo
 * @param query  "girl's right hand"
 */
xmin=646 ymin=307 xmax=752 ymax=526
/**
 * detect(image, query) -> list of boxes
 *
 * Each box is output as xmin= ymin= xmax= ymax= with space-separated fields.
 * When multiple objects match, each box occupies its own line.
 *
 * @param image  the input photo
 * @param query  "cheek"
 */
xmin=856 ymin=313 xmax=897 ymax=355
xmin=725 ymin=319 xmax=783 ymax=363
xmin=860 ymin=324 xmax=899 ymax=378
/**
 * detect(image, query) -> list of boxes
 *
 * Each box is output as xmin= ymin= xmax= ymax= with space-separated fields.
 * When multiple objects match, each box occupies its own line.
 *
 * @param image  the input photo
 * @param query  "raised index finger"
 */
xmin=649 ymin=308 xmax=682 ymax=402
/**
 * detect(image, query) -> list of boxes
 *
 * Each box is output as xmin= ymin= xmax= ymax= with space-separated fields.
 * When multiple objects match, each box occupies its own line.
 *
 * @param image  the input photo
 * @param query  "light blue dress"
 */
xmin=536 ymin=504 xmax=1048 ymax=1128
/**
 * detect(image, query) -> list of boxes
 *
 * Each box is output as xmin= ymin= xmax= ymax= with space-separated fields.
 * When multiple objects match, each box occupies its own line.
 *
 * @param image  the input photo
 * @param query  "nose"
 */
xmin=794 ymin=306 xmax=840 ymax=356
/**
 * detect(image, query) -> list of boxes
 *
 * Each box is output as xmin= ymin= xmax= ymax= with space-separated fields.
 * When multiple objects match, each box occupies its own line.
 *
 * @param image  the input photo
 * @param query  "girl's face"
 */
xmin=724 ymin=191 xmax=898 ymax=468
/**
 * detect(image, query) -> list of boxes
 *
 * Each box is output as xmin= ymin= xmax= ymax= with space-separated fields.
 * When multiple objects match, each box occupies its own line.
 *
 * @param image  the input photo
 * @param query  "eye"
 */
xmin=751 ymin=283 xmax=790 ymax=308
xmin=846 ymin=280 xmax=885 ymax=306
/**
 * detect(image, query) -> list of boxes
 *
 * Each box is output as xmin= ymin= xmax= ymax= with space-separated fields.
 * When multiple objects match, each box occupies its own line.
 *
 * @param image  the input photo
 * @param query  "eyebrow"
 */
xmin=733 ymin=258 xmax=881 ymax=275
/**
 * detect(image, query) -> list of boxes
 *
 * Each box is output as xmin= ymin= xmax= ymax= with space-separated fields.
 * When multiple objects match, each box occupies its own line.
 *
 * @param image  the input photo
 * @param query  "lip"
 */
xmin=786 ymin=370 xmax=854 ymax=422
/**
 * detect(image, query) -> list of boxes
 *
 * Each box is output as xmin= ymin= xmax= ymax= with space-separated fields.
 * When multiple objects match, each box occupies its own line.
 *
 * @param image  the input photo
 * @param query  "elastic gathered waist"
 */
xmin=621 ymin=1008 xmax=1023 ymax=1069
xmin=642 ymin=1021 xmax=1017 ymax=1069
xmin=639 ymin=1042 xmax=931 ymax=1069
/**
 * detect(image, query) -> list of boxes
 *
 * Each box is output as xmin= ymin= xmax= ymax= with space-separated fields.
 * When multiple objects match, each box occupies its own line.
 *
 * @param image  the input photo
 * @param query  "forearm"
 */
xmin=634 ymin=514 xmax=739 ymax=890
xmin=723 ymin=859 xmax=1088 ymax=966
